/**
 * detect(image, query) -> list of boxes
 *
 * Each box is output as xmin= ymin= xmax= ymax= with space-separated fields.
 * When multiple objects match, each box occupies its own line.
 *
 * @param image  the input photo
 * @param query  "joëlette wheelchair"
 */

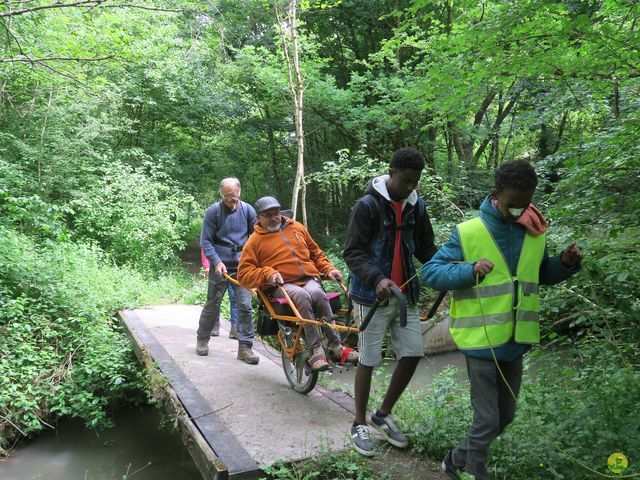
xmin=225 ymin=274 xmax=406 ymax=394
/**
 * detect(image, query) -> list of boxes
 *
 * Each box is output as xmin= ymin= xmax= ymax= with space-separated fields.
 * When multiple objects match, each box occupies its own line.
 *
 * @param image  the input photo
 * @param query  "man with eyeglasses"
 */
xmin=237 ymin=196 xmax=358 ymax=371
xmin=196 ymin=177 xmax=260 ymax=365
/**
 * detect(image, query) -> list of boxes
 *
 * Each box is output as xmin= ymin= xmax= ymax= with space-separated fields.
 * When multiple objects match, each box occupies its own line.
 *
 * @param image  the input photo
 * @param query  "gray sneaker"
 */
xmin=196 ymin=338 xmax=209 ymax=356
xmin=350 ymin=424 xmax=374 ymax=457
xmin=210 ymin=324 xmax=220 ymax=337
xmin=370 ymin=410 xmax=408 ymax=448
xmin=237 ymin=344 xmax=259 ymax=365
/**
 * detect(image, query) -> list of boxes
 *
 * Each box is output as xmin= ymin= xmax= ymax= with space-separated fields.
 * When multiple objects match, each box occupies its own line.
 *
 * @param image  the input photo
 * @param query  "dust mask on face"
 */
xmin=508 ymin=207 xmax=525 ymax=218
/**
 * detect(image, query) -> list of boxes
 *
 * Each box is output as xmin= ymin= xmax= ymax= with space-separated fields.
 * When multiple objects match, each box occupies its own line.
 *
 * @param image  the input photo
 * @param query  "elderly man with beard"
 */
xmin=237 ymin=196 xmax=358 ymax=371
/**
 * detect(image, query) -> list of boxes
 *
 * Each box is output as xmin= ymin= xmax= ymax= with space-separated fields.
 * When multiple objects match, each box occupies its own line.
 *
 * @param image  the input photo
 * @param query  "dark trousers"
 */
xmin=272 ymin=278 xmax=341 ymax=350
xmin=197 ymin=273 xmax=254 ymax=347
xmin=452 ymin=355 xmax=523 ymax=480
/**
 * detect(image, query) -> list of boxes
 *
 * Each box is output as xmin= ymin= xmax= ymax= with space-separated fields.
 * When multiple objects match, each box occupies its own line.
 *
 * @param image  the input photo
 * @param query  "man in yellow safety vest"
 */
xmin=421 ymin=160 xmax=582 ymax=480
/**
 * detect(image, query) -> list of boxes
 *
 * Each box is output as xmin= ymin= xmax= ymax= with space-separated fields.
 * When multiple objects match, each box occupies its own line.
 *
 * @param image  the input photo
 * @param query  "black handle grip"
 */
xmin=426 ymin=291 xmax=447 ymax=320
xmin=359 ymin=285 xmax=407 ymax=332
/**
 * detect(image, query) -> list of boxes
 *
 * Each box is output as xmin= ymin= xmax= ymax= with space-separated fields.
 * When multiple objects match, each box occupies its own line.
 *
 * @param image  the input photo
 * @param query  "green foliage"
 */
xmin=71 ymin=161 xmax=195 ymax=271
xmin=260 ymin=449 xmax=383 ymax=480
xmin=0 ymin=225 xmax=192 ymax=449
xmin=389 ymin=342 xmax=639 ymax=480
xmin=392 ymin=366 xmax=473 ymax=460
xmin=538 ymin=110 xmax=640 ymax=345
xmin=493 ymin=341 xmax=639 ymax=479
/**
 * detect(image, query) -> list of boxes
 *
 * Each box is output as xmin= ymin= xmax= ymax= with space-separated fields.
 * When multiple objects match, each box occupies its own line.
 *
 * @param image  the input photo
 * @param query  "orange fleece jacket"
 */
xmin=237 ymin=217 xmax=335 ymax=289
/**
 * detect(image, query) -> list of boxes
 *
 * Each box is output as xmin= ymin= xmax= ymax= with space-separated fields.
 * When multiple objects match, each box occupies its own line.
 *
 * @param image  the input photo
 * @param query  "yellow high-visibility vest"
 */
xmin=449 ymin=217 xmax=545 ymax=349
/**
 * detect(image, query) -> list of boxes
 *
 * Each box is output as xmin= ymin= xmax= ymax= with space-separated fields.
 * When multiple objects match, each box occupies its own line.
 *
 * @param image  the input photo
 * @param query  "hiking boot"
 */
xmin=441 ymin=450 xmax=476 ymax=479
xmin=196 ymin=338 xmax=209 ymax=356
xmin=210 ymin=324 xmax=220 ymax=337
xmin=370 ymin=409 xmax=408 ymax=448
xmin=237 ymin=344 xmax=259 ymax=365
xmin=350 ymin=423 xmax=374 ymax=457
xmin=229 ymin=324 xmax=237 ymax=339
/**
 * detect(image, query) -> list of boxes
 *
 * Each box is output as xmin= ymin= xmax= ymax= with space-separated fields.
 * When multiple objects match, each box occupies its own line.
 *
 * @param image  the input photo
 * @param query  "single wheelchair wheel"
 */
xmin=278 ymin=323 xmax=318 ymax=394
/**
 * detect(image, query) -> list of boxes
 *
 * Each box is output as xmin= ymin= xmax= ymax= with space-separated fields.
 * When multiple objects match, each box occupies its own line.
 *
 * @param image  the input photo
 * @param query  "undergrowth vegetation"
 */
xmin=365 ymin=340 xmax=639 ymax=480
xmin=0 ymin=224 xmax=192 ymax=452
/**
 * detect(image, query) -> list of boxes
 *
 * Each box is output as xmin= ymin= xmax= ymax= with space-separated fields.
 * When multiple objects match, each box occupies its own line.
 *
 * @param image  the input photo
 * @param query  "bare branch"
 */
xmin=0 ymin=0 xmax=203 ymax=18
xmin=0 ymin=18 xmax=26 ymax=56
xmin=98 ymin=4 xmax=199 ymax=14
xmin=0 ymin=0 xmax=106 ymax=18
xmin=0 ymin=55 xmax=114 ymax=62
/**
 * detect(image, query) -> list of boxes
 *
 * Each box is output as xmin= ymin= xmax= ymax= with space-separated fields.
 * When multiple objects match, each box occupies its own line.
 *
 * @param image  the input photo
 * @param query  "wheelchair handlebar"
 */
xmin=358 ymin=285 xmax=406 ymax=333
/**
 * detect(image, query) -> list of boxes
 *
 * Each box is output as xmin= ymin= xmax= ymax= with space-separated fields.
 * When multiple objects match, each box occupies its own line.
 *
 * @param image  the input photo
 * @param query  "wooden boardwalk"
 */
xmin=119 ymin=304 xmax=356 ymax=480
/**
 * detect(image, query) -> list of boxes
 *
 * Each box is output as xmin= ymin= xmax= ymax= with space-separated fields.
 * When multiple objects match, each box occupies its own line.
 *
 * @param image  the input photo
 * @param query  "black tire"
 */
xmin=279 ymin=323 xmax=318 ymax=394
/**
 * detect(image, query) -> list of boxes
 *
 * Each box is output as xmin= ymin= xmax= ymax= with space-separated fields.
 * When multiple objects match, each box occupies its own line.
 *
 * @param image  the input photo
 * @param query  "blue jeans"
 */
xmin=197 ymin=273 xmax=254 ymax=347
xmin=216 ymin=284 xmax=238 ymax=327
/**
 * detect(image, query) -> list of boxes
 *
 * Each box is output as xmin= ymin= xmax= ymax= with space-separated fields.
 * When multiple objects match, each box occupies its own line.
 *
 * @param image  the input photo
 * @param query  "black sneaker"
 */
xmin=350 ymin=424 xmax=374 ymax=457
xmin=441 ymin=450 xmax=464 ymax=480
xmin=369 ymin=410 xmax=408 ymax=448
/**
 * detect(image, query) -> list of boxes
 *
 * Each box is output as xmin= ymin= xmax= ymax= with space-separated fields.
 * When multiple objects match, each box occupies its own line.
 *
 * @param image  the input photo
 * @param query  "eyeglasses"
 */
xmin=259 ymin=212 xmax=281 ymax=220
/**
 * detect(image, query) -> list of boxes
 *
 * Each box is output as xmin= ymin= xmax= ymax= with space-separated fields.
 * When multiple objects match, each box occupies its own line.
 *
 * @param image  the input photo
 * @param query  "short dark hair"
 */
xmin=389 ymin=147 xmax=425 ymax=171
xmin=495 ymin=160 xmax=538 ymax=192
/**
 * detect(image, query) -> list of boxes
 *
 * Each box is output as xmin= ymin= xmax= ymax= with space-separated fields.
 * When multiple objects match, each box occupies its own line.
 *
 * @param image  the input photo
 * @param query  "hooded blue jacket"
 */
xmin=421 ymin=196 xmax=578 ymax=361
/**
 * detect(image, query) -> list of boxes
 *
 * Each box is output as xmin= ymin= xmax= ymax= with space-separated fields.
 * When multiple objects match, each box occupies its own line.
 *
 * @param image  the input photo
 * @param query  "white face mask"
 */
xmin=508 ymin=207 xmax=525 ymax=218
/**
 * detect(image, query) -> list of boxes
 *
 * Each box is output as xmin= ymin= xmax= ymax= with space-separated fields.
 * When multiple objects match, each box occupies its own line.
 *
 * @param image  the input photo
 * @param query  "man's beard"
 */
xmin=266 ymin=224 xmax=280 ymax=232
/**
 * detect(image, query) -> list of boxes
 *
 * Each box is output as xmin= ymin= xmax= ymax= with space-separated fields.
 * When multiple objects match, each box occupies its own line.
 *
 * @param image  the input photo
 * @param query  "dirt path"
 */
xmin=365 ymin=445 xmax=448 ymax=480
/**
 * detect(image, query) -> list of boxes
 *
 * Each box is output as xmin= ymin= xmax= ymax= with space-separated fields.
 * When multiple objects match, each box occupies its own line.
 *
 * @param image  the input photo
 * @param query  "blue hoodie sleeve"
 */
xmin=540 ymin=248 xmax=580 ymax=285
xmin=421 ymin=227 xmax=477 ymax=291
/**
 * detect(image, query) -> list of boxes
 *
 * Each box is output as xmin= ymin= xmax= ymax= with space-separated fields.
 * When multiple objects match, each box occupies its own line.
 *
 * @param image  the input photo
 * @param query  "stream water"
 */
xmin=0 ymin=408 xmax=200 ymax=479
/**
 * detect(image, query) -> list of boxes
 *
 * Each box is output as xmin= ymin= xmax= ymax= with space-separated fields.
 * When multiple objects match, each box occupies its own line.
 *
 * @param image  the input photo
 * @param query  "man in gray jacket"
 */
xmin=196 ymin=177 xmax=259 ymax=364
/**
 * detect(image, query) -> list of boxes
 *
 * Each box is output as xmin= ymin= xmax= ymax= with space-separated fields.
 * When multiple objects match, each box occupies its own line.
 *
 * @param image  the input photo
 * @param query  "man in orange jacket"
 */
xmin=237 ymin=196 xmax=358 ymax=371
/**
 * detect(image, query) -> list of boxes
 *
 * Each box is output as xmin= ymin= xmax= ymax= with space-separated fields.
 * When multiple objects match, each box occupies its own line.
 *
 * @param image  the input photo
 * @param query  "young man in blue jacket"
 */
xmin=344 ymin=148 xmax=438 ymax=456
xmin=421 ymin=160 xmax=582 ymax=480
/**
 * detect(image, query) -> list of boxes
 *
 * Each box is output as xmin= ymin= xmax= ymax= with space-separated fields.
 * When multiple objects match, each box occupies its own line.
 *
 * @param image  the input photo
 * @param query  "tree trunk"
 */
xmin=554 ymin=110 xmax=569 ymax=152
xmin=279 ymin=0 xmax=307 ymax=227
xmin=472 ymin=93 xmax=519 ymax=165
xmin=424 ymin=117 xmax=437 ymax=172
xmin=538 ymin=122 xmax=553 ymax=159
xmin=613 ymin=80 xmax=621 ymax=122
xmin=39 ymin=89 xmax=54 ymax=191
xmin=264 ymin=107 xmax=281 ymax=192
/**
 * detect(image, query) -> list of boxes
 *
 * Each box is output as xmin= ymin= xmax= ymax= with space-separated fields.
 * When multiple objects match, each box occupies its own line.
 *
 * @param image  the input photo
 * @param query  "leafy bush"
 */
xmin=71 ymin=161 xmax=195 ymax=271
xmin=390 ymin=343 xmax=638 ymax=480
xmin=533 ymin=115 xmax=640 ymax=347
xmin=0 ymin=225 xmax=192 ymax=451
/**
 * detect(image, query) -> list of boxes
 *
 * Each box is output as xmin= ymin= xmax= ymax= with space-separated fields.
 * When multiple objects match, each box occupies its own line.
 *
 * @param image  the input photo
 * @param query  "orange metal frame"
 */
xmin=224 ymin=274 xmax=361 ymax=362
